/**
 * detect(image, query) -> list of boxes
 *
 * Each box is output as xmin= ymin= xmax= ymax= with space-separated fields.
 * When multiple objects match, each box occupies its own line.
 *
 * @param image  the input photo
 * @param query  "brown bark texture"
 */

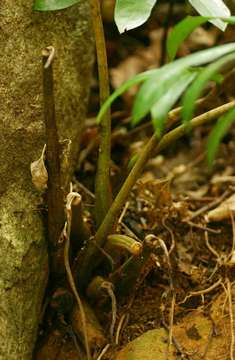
xmin=0 ymin=1 xmax=93 ymax=359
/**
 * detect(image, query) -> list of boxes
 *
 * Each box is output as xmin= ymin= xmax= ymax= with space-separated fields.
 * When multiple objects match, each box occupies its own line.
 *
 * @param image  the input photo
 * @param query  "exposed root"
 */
xmin=185 ymin=220 xmax=221 ymax=234
xmin=63 ymin=186 xmax=91 ymax=360
xmin=179 ymin=278 xmax=223 ymax=305
xmin=162 ymin=218 xmax=175 ymax=255
xmin=162 ymin=319 xmax=193 ymax=359
xmin=226 ymin=278 xmax=234 ymax=360
xmin=205 ymin=231 xmax=220 ymax=259
xmin=101 ymin=281 xmax=117 ymax=341
xmin=115 ymin=313 xmax=129 ymax=345
xmin=96 ymin=344 xmax=110 ymax=360
xmin=118 ymin=201 xmax=129 ymax=224
xmin=186 ymin=189 xmax=231 ymax=221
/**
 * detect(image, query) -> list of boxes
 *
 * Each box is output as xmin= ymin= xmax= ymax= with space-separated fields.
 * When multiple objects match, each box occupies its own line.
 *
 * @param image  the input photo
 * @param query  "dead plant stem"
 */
xmin=42 ymin=47 xmax=64 ymax=247
xmin=78 ymin=100 xmax=235 ymax=287
xmin=90 ymin=0 xmax=112 ymax=227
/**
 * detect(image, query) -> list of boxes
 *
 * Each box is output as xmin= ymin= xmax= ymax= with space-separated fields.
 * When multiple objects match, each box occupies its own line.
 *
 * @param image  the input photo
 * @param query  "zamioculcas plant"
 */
xmin=34 ymin=0 xmax=235 ymax=304
xmin=30 ymin=1 xmax=235 ymax=357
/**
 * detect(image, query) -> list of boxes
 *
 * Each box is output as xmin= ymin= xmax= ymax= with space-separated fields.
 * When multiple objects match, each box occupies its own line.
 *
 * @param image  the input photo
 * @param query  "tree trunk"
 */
xmin=0 ymin=1 xmax=93 ymax=359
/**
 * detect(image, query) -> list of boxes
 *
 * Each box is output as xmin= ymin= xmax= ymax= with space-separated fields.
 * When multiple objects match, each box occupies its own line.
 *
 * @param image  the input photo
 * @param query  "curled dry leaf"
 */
xmin=30 ymin=144 xmax=48 ymax=191
xmin=206 ymin=193 xmax=235 ymax=221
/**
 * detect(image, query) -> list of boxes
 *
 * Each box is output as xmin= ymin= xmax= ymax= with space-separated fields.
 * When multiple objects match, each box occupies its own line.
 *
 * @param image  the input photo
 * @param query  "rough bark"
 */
xmin=0 ymin=1 xmax=93 ymax=359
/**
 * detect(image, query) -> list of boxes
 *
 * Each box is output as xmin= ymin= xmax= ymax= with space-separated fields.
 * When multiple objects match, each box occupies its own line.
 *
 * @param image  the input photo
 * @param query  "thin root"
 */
xmin=63 ymin=186 xmax=91 ymax=360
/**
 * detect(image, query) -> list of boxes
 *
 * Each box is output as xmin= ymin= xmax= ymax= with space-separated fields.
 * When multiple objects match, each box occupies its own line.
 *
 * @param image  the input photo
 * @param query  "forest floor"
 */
xmin=36 ymin=3 xmax=235 ymax=360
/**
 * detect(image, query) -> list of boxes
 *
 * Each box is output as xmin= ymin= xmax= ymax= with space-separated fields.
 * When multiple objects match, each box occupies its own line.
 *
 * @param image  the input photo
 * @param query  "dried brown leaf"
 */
xmin=30 ymin=144 xmax=48 ymax=191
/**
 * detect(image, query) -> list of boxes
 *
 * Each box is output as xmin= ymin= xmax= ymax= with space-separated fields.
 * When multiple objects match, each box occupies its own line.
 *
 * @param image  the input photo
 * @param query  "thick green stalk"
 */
xmin=90 ymin=0 xmax=112 ymax=227
xmin=78 ymin=100 xmax=235 ymax=287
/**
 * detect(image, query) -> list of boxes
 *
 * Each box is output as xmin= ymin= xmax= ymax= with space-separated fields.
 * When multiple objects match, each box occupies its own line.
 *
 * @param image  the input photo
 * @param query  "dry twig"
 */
xmin=185 ymin=220 xmax=221 ymax=234
xmin=186 ymin=189 xmax=231 ymax=221
xmin=115 ymin=313 xmax=129 ymax=345
xmin=226 ymin=278 xmax=234 ymax=360
xmin=63 ymin=186 xmax=91 ymax=360
xmin=180 ymin=278 xmax=222 ymax=305
xmin=96 ymin=344 xmax=110 ymax=360
xmin=101 ymin=281 xmax=117 ymax=341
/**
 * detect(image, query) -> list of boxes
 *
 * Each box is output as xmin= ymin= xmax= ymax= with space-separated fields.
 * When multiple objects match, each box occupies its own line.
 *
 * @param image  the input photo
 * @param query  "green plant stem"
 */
xmin=42 ymin=47 xmax=64 ymax=248
xmin=90 ymin=0 xmax=112 ymax=227
xmin=78 ymin=100 xmax=235 ymax=287
xmin=160 ymin=0 xmax=174 ymax=65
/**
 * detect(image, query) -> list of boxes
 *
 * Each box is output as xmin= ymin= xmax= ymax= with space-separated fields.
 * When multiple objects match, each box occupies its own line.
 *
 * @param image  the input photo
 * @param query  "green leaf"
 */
xmin=132 ymin=69 xmax=183 ymax=125
xmin=33 ymin=0 xmax=79 ymax=11
xmin=167 ymin=16 xmax=209 ymax=61
xmin=207 ymin=107 xmax=235 ymax=167
xmin=97 ymin=43 xmax=235 ymax=124
xmin=210 ymin=73 xmax=224 ymax=84
xmin=165 ymin=42 xmax=235 ymax=68
xmin=132 ymin=43 xmax=235 ymax=125
xmin=114 ymin=0 xmax=157 ymax=33
xmin=150 ymin=71 xmax=197 ymax=134
xmin=167 ymin=16 xmax=235 ymax=62
xmin=182 ymin=52 xmax=235 ymax=123
xmin=189 ymin=0 xmax=230 ymax=31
